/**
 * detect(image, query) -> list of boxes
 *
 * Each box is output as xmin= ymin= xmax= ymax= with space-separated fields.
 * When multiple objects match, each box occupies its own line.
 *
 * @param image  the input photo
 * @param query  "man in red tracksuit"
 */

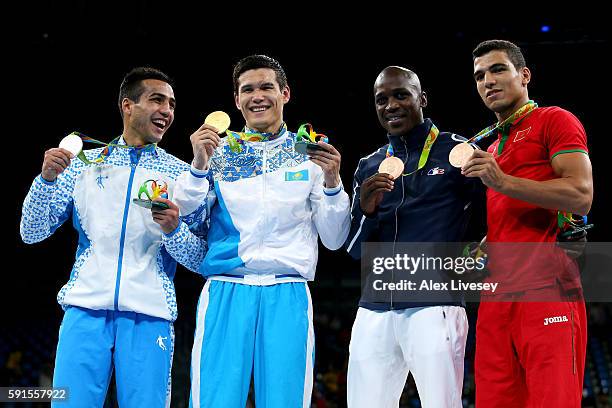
xmin=462 ymin=39 xmax=593 ymax=407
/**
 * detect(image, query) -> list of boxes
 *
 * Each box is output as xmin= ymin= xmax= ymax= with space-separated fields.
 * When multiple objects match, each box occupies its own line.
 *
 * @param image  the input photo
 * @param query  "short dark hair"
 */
xmin=472 ymin=40 xmax=526 ymax=70
xmin=232 ymin=55 xmax=287 ymax=93
xmin=118 ymin=67 xmax=174 ymax=116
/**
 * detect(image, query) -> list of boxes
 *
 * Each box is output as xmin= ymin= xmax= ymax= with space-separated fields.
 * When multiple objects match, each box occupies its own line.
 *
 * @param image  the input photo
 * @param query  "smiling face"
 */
xmin=374 ymin=67 xmax=427 ymax=137
xmin=473 ymin=50 xmax=531 ymax=121
xmin=122 ymin=79 xmax=175 ymax=145
xmin=234 ymin=68 xmax=290 ymax=134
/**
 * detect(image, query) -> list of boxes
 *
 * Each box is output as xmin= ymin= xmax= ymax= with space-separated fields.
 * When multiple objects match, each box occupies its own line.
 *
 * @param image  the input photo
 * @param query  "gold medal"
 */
xmin=204 ymin=111 xmax=231 ymax=134
xmin=59 ymin=133 xmax=83 ymax=157
xmin=449 ymin=143 xmax=475 ymax=168
xmin=378 ymin=157 xmax=404 ymax=180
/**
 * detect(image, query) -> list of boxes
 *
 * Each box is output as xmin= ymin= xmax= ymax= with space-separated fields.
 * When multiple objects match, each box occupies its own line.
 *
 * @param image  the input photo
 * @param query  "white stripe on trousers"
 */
xmin=190 ymin=280 xmax=211 ymax=407
xmin=303 ymin=285 xmax=315 ymax=407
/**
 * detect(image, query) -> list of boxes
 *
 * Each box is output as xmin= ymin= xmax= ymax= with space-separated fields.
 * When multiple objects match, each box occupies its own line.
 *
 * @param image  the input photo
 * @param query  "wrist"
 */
xmin=40 ymin=173 xmax=57 ymax=183
xmin=324 ymin=174 xmax=341 ymax=188
xmin=360 ymin=204 xmax=377 ymax=218
xmin=193 ymin=157 xmax=209 ymax=171
xmin=163 ymin=222 xmax=180 ymax=236
xmin=496 ymin=174 xmax=512 ymax=194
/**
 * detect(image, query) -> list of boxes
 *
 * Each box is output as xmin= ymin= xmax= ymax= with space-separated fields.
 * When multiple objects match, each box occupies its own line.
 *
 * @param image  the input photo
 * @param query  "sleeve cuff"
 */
xmin=550 ymin=149 xmax=588 ymax=161
xmin=323 ymin=183 xmax=343 ymax=196
xmin=163 ymin=223 xmax=182 ymax=238
xmin=38 ymin=174 xmax=57 ymax=186
xmin=190 ymin=164 xmax=210 ymax=178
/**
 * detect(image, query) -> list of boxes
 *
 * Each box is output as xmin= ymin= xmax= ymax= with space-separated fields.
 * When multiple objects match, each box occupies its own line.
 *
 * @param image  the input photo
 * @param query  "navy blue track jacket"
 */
xmin=345 ymin=119 xmax=481 ymax=310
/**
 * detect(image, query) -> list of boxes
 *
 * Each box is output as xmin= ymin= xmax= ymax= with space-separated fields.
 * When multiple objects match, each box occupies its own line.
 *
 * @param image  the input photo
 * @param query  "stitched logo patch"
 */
xmin=157 ymin=335 xmax=167 ymax=350
xmin=427 ymin=167 xmax=445 ymax=176
xmin=96 ymin=175 xmax=109 ymax=189
xmin=543 ymin=315 xmax=568 ymax=326
xmin=514 ymin=127 xmax=531 ymax=142
xmin=285 ymin=170 xmax=309 ymax=181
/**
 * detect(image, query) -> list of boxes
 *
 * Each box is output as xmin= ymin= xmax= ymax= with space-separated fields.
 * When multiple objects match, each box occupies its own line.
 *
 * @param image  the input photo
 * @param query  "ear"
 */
xmin=420 ymin=91 xmax=428 ymax=108
xmin=521 ymin=67 xmax=531 ymax=87
xmin=121 ymin=98 xmax=133 ymax=117
xmin=234 ymin=93 xmax=241 ymax=111
xmin=282 ymin=85 xmax=291 ymax=104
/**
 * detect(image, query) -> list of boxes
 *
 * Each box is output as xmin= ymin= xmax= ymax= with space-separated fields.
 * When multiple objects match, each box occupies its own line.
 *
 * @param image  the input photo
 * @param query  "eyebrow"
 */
xmin=474 ymin=63 xmax=509 ymax=78
xmin=239 ymin=81 xmax=276 ymax=92
xmin=375 ymin=87 xmax=411 ymax=98
xmin=150 ymin=92 xmax=176 ymax=104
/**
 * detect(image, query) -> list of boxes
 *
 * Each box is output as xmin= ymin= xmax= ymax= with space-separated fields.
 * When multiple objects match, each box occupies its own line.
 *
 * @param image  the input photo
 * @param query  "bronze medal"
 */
xmin=204 ymin=111 xmax=231 ymax=134
xmin=449 ymin=143 xmax=475 ymax=168
xmin=378 ymin=157 xmax=404 ymax=180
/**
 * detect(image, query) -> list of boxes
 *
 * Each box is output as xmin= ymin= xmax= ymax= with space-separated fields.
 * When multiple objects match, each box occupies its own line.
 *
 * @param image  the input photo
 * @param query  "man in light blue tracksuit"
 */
xmin=163 ymin=55 xmax=351 ymax=407
xmin=20 ymin=67 xmax=205 ymax=407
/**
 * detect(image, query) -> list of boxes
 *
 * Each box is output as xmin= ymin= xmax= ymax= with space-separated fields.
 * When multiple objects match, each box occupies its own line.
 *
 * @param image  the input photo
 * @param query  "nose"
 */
xmin=483 ymin=71 xmax=496 ymax=88
xmin=252 ymin=90 xmax=265 ymax=103
xmin=385 ymin=98 xmax=399 ymax=111
xmin=159 ymin=102 xmax=172 ymax=117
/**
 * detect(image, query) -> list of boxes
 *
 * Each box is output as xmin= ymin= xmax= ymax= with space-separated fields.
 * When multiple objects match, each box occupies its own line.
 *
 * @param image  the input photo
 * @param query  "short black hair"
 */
xmin=232 ymin=55 xmax=287 ymax=93
xmin=118 ymin=67 xmax=174 ymax=116
xmin=472 ymin=40 xmax=526 ymax=70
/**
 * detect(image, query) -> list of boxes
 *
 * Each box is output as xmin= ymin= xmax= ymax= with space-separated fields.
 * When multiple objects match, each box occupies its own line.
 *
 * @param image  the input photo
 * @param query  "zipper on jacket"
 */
xmin=391 ymin=139 xmax=410 ymax=310
xmin=114 ymin=150 xmax=139 ymax=310
xmin=259 ymin=145 xmax=267 ymax=254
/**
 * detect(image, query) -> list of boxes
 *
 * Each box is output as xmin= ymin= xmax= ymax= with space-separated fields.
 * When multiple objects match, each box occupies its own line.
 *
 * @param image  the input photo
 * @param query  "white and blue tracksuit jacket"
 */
xmin=168 ymin=129 xmax=351 ymax=282
xmin=20 ymin=138 xmax=205 ymax=321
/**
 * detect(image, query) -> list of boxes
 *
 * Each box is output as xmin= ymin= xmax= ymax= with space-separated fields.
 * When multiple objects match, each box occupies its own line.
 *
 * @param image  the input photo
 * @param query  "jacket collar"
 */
xmin=387 ymin=118 xmax=433 ymax=152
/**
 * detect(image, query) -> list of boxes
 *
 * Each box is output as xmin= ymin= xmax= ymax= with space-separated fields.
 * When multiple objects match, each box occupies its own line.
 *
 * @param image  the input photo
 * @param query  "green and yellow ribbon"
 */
xmin=224 ymin=123 xmax=288 ymax=153
xmin=385 ymin=124 xmax=440 ymax=177
xmin=469 ymin=100 xmax=538 ymax=155
xmin=69 ymin=132 xmax=156 ymax=164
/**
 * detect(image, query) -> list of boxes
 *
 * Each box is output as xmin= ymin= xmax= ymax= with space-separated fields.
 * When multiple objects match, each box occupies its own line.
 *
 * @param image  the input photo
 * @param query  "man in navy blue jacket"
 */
xmin=345 ymin=66 xmax=480 ymax=408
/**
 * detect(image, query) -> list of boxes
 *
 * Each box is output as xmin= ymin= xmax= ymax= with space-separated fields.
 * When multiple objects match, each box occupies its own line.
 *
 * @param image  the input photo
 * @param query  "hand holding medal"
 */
xmin=295 ymin=123 xmax=329 ymax=154
xmin=450 ymin=100 xmax=538 ymax=169
xmin=59 ymin=133 xmax=83 ymax=158
xmin=190 ymin=111 xmax=229 ymax=170
xmin=131 ymin=179 xmax=181 ymax=234
xmin=204 ymin=111 xmax=231 ymax=134
xmin=43 ymin=131 xmax=116 ymax=182
xmin=132 ymin=179 xmax=170 ymax=210
xmin=449 ymin=143 xmax=477 ymax=168
xmin=296 ymin=124 xmax=342 ymax=188
xmin=377 ymin=157 xmax=404 ymax=180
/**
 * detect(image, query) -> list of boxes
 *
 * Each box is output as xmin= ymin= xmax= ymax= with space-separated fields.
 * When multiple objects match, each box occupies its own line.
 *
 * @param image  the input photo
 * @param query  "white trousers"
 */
xmin=347 ymin=306 xmax=468 ymax=408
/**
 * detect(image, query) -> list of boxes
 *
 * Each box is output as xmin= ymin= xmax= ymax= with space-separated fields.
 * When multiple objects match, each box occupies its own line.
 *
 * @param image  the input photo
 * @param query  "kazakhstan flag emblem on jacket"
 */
xmin=285 ymin=169 xmax=309 ymax=181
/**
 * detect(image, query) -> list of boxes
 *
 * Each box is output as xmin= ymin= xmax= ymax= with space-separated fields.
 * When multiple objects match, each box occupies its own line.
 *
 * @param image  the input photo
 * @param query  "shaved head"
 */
xmin=375 ymin=66 xmax=422 ymax=93
xmin=373 ymin=66 xmax=427 ymax=136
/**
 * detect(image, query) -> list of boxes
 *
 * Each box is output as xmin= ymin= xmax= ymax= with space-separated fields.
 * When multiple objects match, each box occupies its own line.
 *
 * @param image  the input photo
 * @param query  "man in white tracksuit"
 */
xmin=161 ymin=55 xmax=351 ymax=408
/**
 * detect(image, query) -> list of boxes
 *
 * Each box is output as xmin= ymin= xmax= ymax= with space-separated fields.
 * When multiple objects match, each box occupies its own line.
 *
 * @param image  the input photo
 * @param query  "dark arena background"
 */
xmin=7 ymin=4 xmax=611 ymax=407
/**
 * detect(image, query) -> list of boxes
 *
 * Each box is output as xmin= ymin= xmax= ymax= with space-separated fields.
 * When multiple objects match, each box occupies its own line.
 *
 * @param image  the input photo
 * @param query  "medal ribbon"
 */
xmin=385 ymin=124 xmax=440 ymax=177
xmin=225 ymin=123 xmax=288 ymax=153
xmin=69 ymin=132 xmax=156 ymax=164
xmin=468 ymin=100 xmax=538 ymax=154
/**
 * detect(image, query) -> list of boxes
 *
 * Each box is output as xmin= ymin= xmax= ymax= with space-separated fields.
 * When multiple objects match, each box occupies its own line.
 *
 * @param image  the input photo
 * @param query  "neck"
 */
xmin=248 ymin=119 xmax=283 ymax=134
xmin=495 ymin=96 xmax=530 ymax=123
xmin=122 ymin=130 xmax=148 ymax=147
